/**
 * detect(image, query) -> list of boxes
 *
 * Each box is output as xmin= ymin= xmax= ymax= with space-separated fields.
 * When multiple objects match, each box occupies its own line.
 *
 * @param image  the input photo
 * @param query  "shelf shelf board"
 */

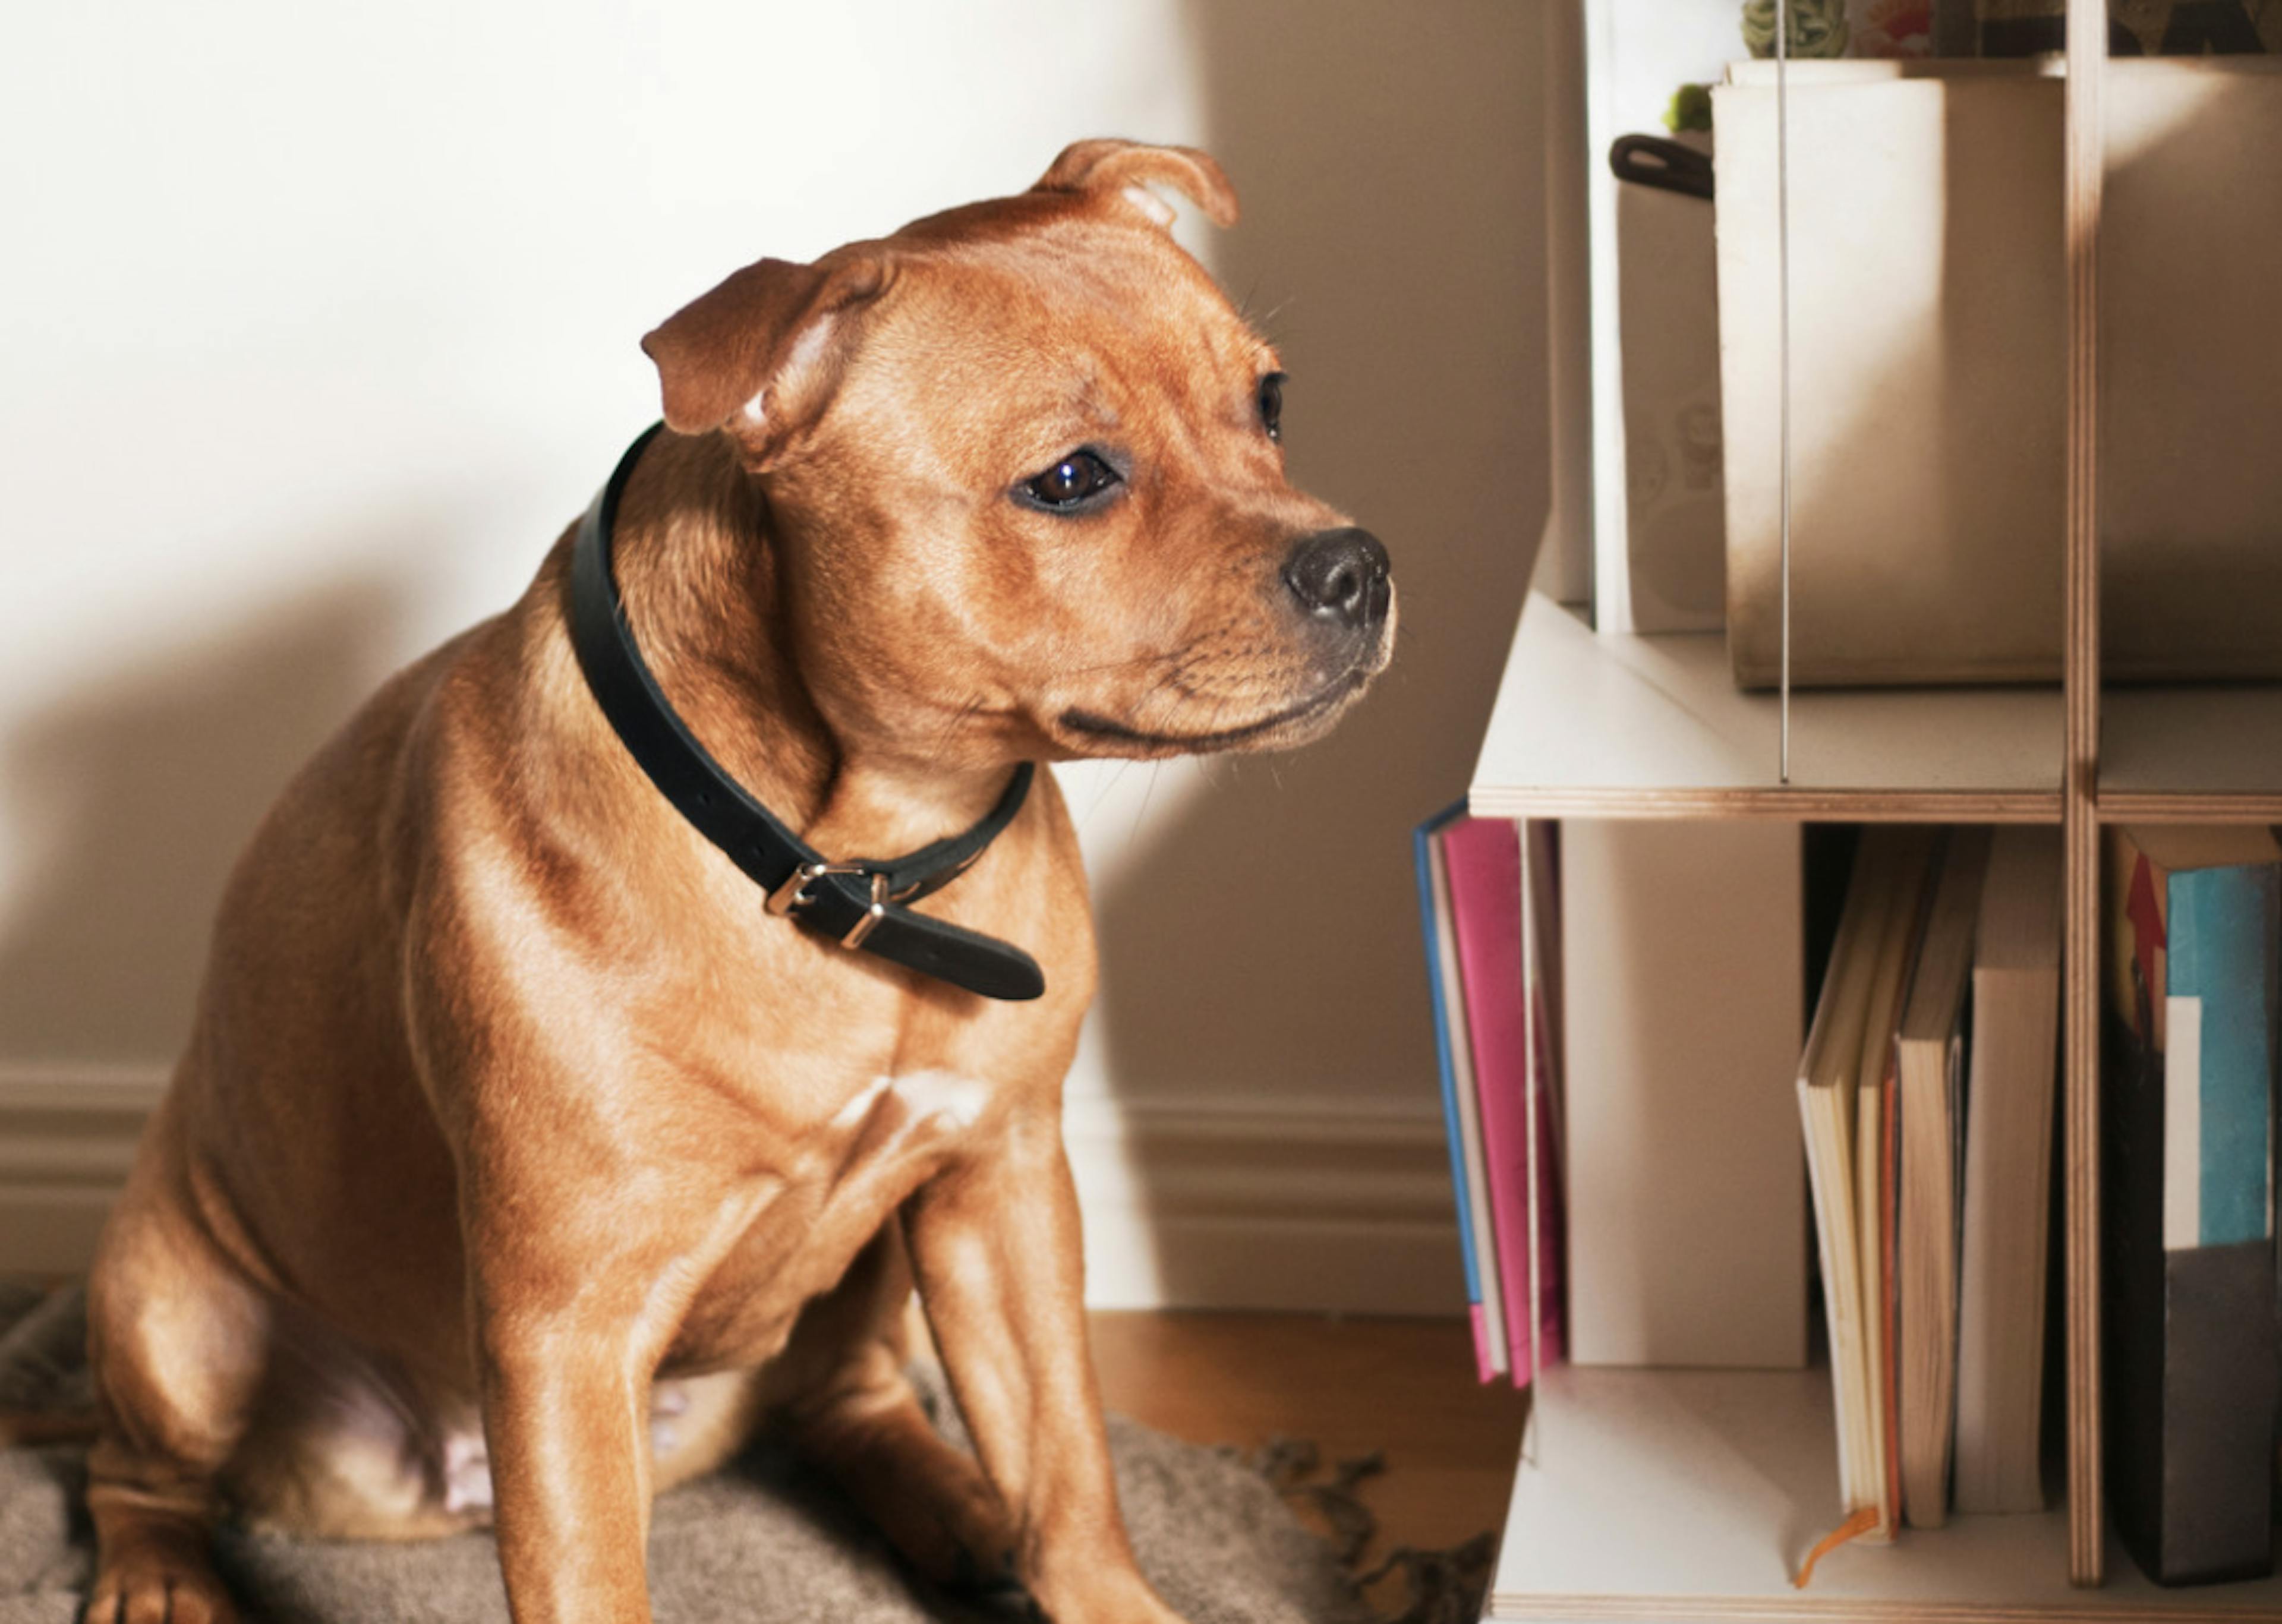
xmin=1467 ymin=595 xmax=2064 ymax=822
xmin=2098 ymin=684 xmax=2282 ymax=823
xmin=1490 ymin=1365 xmax=2282 ymax=1623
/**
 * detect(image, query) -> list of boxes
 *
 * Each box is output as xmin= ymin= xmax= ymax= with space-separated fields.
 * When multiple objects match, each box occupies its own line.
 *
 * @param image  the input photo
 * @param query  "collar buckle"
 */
xmin=765 ymin=860 xmax=870 ymax=919
xmin=765 ymin=862 xmax=892 ymax=951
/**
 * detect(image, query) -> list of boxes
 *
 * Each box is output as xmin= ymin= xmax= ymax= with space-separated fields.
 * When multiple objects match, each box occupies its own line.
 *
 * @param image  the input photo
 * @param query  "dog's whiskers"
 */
xmin=1080 ymin=754 xmax=1139 ymax=826
xmin=1130 ymin=759 xmax=1165 ymax=848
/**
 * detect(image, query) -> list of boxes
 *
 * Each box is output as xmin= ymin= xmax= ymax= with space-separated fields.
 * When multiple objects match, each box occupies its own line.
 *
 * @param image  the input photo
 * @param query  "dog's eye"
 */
xmin=1022 ymin=450 xmax=1121 ymax=510
xmin=1257 ymin=372 xmax=1286 ymax=443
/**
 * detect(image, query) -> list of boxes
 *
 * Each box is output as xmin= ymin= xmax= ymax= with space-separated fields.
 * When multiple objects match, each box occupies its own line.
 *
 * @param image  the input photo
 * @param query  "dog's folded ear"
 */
xmin=641 ymin=254 xmax=891 ymax=462
xmin=1033 ymin=139 xmax=1239 ymax=231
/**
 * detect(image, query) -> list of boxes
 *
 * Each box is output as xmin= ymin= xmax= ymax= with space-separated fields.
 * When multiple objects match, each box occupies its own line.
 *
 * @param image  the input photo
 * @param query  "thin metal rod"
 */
xmin=2061 ymin=0 xmax=2106 ymax=1585
xmin=1776 ymin=0 xmax=1794 ymax=784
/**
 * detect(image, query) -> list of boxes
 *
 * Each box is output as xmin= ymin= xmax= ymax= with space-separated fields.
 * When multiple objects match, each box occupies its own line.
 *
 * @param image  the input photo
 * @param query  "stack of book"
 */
xmin=1414 ymin=811 xmax=1806 ymax=1386
xmin=1795 ymin=827 xmax=2065 ymax=1571
xmin=1413 ymin=806 xmax=1565 ymax=1386
xmin=1419 ymin=810 xmax=2281 ymax=1587
xmin=2104 ymin=826 xmax=2280 ymax=1588
xmin=1797 ymin=821 xmax=2282 ymax=1589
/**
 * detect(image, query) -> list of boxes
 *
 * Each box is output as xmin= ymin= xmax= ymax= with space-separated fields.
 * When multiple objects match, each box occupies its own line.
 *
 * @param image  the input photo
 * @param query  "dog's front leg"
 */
xmin=904 ymin=1106 xmax=1186 ymax=1624
xmin=474 ymin=1282 xmax=663 ymax=1622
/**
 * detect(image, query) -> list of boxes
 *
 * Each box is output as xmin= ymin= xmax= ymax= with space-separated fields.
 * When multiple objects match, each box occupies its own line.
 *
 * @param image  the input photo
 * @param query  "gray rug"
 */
xmin=0 ymin=1282 xmax=1474 ymax=1624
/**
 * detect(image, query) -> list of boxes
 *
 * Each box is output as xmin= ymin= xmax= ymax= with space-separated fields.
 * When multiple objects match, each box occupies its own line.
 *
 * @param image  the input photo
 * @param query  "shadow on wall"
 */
xmin=1085 ymin=2 xmax=1550 ymax=1130
xmin=0 ymin=564 xmax=418 ymax=1065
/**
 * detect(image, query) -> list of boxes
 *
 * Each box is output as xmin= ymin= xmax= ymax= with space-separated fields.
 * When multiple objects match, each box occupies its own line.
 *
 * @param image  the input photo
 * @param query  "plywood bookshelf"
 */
xmin=1468 ymin=2 xmax=2282 ymax=1618
xmin=2098 ymin=685 xmax=2282 ymax=822
xmin=1468 ymin=595 xmax=2065 ymax=825
xmin=1468 ymin=604 xmax=2282 ymax=1621
xmin=1489 ymin=1367 xmax=2282 ymax=1623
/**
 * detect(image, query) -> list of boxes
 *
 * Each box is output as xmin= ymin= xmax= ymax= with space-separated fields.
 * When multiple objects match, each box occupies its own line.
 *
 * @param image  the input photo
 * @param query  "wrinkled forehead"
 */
xmin=843 ymin=215 xmax=1274 ymax=455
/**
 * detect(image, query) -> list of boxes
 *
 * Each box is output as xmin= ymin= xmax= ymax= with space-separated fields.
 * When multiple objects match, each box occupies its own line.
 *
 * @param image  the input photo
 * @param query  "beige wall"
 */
xmin=0 ymin=2 xmax=1548 ymax=1298
xmin=1081 ymin=1 xmax=1549 ymax=1115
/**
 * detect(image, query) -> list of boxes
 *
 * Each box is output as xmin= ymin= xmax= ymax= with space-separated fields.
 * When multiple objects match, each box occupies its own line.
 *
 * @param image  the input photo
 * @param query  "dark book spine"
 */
xmin=2158 ymin=1241 xmax=2279 ymax=1585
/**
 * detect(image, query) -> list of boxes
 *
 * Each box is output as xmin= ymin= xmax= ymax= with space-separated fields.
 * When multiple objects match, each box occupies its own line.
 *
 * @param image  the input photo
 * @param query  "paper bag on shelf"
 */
xmin=1716 ymin=59 xmax=2282 ymax=689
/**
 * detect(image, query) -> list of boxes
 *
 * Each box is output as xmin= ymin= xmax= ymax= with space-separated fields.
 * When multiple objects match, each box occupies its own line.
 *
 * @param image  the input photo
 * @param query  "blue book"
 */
xmin=2166 ymin=862 xmax=2278 ymax=1251
xmin=1414 ymin=801 xmax=1506 ymax=1380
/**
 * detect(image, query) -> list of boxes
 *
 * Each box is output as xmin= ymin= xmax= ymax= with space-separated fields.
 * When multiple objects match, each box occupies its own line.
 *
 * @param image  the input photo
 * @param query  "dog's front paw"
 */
xmin=87 ymin=1544 xmax=239 ymax=1624
xmin=1027 ymin=1566 xmax=1192 ymax=1624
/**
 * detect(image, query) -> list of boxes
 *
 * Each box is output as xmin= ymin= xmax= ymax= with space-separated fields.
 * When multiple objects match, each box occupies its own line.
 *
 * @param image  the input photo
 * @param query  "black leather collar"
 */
xmin=568 ymin=425 xmax=1045 ymax=1002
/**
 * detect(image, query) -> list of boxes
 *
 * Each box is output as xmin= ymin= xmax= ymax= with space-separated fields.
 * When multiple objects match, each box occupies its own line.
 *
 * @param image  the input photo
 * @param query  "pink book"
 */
xmin=1443 ymin=817 xmax=1563 ymax=1386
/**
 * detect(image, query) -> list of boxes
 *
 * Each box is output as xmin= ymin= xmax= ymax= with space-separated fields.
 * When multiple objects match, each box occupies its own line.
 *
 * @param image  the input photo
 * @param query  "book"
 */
xmin=1952 ymin=826 xmax=2064 ymax=1516
xmin=1443 ymin=816 xmax=1555 ymax=1388
xmin=1518 ymin=819 xmax=1568 ymax=1371
xmin=1523 ymin=819 xmax=1566 ymax=1170
xmin=1414 ymin=804 xmax=1510 ymax=1381
xmin=1797 ymin=826 xmax=1937 ymax=1547
xmin=1800 ymin=835 xmax=1893 ymax=1537
xmin=2103 ymin=825 xmax=2280 ymax=1586
xmin=1893 ymin=827 xmax=1993 ymax=1530
xmin=1562 ymin=818 xmax=1806 ymax=1370
xmin=1877 ymin=1004 xmax=1905 ymax=1546
xmin=1858 ymin=828 xmax=1946 ymax=1537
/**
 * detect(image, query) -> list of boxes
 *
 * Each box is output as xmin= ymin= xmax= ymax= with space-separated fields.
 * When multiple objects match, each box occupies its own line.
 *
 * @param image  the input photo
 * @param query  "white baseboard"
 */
xmin=0 ymin=1066 xmax=1463 ymax=1316
xmin=0 ymin=1065 xmax=168 ymax=1276
xmin=1060 ymin=1090 xmax=1465 ymax=1314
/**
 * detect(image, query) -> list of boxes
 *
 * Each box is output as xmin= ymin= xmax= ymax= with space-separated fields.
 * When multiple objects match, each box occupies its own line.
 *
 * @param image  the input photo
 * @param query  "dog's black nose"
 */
xmin=1282 ymin=528 xmax=1391 ymax=630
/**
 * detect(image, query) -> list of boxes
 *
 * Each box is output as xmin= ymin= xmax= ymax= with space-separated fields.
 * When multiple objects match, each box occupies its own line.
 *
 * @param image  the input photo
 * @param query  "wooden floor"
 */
xmin=1088 ymin=1310 xmax=1530 ymax=1572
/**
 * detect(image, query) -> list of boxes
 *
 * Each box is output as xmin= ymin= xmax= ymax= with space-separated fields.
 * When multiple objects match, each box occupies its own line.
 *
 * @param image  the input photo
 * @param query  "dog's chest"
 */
xmin=661 ymin=1066 xmax=996 ymax=1370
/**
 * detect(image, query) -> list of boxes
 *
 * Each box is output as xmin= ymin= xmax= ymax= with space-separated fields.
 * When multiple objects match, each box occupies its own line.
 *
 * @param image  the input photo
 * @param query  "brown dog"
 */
xmin=81 ymin=138 xmax=1393 ymax=1624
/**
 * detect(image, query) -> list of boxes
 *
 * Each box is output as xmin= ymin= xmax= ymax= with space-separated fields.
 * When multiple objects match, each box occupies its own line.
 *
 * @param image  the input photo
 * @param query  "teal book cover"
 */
xmin=2165 ymin=863 xmax=2280 ymax=1252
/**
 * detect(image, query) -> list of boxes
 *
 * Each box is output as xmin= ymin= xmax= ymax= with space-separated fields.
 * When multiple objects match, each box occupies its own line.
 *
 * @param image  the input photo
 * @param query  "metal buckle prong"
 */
xmin=839 ymin=872 xmax=890 ymax=950
xmin=765 ymin=859 xmax=867 ymax=918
